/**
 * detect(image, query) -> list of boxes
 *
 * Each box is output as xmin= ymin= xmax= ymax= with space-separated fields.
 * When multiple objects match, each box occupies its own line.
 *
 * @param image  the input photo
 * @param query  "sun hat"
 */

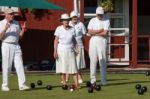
xmin=60 ymin=13 xmax=70 ymax=21
xmin=96 ymin=7 xmax=104 ymax=14
xmin=70 ymin=11 xmax=78 ymax=18
xmin=5 ymin=8 xmax=14 ymax=14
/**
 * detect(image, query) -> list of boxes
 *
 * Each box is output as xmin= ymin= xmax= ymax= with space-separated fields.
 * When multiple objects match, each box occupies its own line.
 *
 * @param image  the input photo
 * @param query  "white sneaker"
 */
xmin=1 ymin=87 xmax=10 ymax=91
xmin=19 ymin=85 xmax=30 ymax=91
xmin=78 ymin=79 xmax=83 ymax=84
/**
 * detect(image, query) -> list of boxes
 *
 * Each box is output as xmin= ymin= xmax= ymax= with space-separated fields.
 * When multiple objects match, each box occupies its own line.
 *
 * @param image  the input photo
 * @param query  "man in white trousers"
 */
xmin=0 ymin=8 xmax=29 ymax=91
xmin=87 ymin=7 xmax=110 ymax=86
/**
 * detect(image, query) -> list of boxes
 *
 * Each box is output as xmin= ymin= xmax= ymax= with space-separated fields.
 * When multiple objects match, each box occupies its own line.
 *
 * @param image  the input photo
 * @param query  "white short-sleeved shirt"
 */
xmin=54 ymin=25 xmax=76 ymax=50
xmin=88 ymin=17 xmax=110 ymax=31
xmin=88 ymin=16 xmax=110 ymax=40
xmin=69 ymin=21 xmax=86 ymax=47
xmin=0 ymin=19 xmax=21 ymax=43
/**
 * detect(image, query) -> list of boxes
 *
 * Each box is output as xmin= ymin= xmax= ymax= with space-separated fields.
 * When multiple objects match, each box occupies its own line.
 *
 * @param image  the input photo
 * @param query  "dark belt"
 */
xmin=3 ymin=42 xmax=18 ymax=45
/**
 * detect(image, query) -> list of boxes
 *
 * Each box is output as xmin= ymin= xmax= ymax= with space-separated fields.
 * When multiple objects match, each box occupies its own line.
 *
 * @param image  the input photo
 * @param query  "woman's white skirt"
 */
xmin=76 ymin=47 xmax=86 ymax=70
xmin=56 ymin=45 xmax=78 ymax=74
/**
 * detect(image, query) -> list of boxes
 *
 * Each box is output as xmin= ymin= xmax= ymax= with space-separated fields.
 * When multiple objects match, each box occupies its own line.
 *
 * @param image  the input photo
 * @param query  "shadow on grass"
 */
xmin=83 ymin=78 xmax=129 ymax=84
xmin=11 ymin=85 xmax=62 ymax=91
xmin=83 ymin=78 xmax=129 ymax=83
xmin=81 ymin=79 xmax=150 ymax=88
xmin=107 ymin=79 xmax=129 ymax=81
xmin=30 ymin=85 xmax=62 ymax=90
xmin=107 ymin=80 xmax=150 ymax=86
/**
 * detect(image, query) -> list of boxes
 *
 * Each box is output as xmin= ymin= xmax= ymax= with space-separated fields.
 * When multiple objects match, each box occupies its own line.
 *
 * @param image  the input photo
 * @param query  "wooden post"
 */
xmin=80 ymin=0 xmax=84 ymax=22
xmin=131 ymin=0 xmax=138 ymax=68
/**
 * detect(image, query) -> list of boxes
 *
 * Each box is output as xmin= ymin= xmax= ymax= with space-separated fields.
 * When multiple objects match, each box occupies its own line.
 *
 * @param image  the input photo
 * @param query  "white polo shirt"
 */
xmin=0 ymin=19 xmax=21 ymax=43
xmin=69 ymin=21 xmax=86 ymax=47
xmin=88 ymin=16 xmax=110 ymax=40
xmin=54 ymin=25 xmax=76 ymax=50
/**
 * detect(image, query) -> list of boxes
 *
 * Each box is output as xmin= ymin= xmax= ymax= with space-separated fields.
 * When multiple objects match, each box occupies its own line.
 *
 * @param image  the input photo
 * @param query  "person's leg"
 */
xmin=61 ymin=73 xmax=67 ymax=85
xmin=89 ymin=40 xmax=98 ymax=84
xmin=1 ymin=43 xmax=14 ymax=90
xmin=13 ymin=45 xmax=27 ymax=89
xmin=76 ymin=48 xmax=84 ymax=83
xmin=99 ymin=59 xmax=107 ymax=85
xmin=97 ymin=40 xmax=107 ymax=85
xmin=77 ymin=71 xmax=83 ymax=83
xmin=66 ymin=74 xmax=69 ymax=82
xmin=60 ymin=74 xmax=68 ymax=83
xmin=73 ymin=73 xmax=78 ymax=89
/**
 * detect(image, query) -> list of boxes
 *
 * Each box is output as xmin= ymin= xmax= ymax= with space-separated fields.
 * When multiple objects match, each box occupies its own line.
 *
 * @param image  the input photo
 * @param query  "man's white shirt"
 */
xmin=69 ymin=21 xmax=86 ymax=47
xmin=88 ymin=17 xmax=110 ymax=31
xmin=0 ymin=19 xmax=21 ymax=43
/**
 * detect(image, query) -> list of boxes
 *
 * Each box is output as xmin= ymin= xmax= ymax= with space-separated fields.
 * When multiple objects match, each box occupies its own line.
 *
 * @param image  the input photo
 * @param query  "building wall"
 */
xmin=1 ymin=0 xmax=150 ymax=68
xmin=25 ymin=0 xmax=74 ymax=30
xmin=0 ymin=0 xmax=129 ymax=68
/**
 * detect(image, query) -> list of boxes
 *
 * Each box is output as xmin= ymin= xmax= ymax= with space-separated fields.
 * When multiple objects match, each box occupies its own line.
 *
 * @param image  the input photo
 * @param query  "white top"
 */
xmin=0 ymin=19 xmax=21 ymax=43
xmin=88 ymin=17 xmax=110 ymax=31
xmin=88 ymin=17 xmax=110 ymax=40
xmin=54 ymin=25 xmax=76 ymax=50
xmin=69 ymin=21 xmax=86 ymax=47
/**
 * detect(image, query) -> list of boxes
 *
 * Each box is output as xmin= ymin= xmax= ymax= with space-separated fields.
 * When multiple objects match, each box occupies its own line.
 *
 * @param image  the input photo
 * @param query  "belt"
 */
xmin=3 ymin=42 xmax=18 ymax=45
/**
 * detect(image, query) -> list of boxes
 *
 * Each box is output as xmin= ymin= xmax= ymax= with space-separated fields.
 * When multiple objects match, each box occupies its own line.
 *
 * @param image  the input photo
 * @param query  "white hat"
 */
xmin=96 ymin=7 xmax=104 ymax=14
xmin=60 ymin=13 xmax=70 ymax=21
xmin=5 ymin=8 xmax=14 ymax=14
xmin=70 ymin=11 xmax=78 ymax=18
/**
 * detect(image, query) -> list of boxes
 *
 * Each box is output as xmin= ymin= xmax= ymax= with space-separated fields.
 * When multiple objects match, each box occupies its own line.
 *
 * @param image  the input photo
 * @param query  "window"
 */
xmin=84 ymin=0 xmax=100 ymax=13
xmin=83 ymin=0 xmax=130 ymax=65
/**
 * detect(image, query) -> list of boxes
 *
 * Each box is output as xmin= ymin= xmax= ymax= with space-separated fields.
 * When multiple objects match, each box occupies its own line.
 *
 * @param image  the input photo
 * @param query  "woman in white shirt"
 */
xmin=66 ymin=11 xmax=86 ymax=84
xmin=53 ymin=13 xmax=78 ymax=88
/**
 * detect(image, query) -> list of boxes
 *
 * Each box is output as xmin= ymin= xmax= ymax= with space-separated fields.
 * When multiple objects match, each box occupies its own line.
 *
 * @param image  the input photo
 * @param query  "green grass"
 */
xmin=0 ymin=73 xmax=150 ymax=99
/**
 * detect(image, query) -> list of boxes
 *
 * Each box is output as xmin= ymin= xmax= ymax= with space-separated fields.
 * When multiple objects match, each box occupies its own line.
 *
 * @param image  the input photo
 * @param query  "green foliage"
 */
xmin=21 ymin=8 xmax=51 ymax=20
xmin=100 ymin=0 xmax=113 ymax=12
xmin=28 ymin=8 xmax=37 ymax=13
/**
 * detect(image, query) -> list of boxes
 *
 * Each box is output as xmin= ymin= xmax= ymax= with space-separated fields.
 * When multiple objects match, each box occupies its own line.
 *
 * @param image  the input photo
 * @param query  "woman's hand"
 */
xmin=5 ymin=22 xmax=10 ymax=30
xmin=53 ymin=51 xmax=58 ymax=59
xmin=74 ymin=46 xmax=79 ymax=55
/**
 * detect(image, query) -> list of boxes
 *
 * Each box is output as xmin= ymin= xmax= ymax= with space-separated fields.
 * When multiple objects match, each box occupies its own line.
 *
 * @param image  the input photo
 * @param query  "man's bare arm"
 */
xmin=88 ymin=29 xmax=104 ymax=35
xmin=19 ymin=22 xmax=26 ymax=39
xmin=94 ymin=30 xmax=108 ymax=36
xmin=0 ymin=22 xmax=10 ymax=40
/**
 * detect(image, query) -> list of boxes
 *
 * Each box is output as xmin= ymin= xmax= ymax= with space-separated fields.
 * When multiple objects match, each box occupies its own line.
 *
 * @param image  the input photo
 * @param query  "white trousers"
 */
xmin=76 ymin=47 xmax=86 ymax=70
xmin=89 ymin=37 xmax=107 ymax=85
xmin=1 ymin=42 xmax=26 ymax=88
